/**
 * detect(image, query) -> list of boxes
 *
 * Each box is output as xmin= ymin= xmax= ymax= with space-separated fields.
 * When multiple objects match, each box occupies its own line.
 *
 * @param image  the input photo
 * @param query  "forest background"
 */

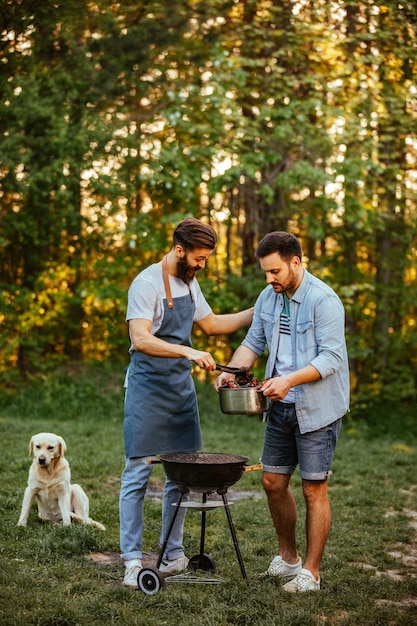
xmin=1 ymin=0 xmax=416 ymax=418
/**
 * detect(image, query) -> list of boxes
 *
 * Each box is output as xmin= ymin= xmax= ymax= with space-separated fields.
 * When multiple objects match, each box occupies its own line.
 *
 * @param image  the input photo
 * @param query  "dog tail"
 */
xmin=71 ymin=512 xmax=106 ymax=531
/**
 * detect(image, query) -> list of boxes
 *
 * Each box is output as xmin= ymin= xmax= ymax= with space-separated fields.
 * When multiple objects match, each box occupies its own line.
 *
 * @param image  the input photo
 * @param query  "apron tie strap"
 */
xmin=162 ymin=255 xmax=174 ymax=308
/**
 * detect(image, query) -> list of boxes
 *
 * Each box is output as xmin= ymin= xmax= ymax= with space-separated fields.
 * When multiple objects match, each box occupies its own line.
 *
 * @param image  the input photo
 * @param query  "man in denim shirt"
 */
xmin=216 ymin=232 xmax=349 ymax=592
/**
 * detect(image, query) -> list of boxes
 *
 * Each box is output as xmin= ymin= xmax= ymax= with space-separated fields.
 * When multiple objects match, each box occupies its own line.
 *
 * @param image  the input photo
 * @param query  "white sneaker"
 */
xmin=123 ymin=559 xmax=142 ymax=588
xmin=262 ymin=555 xmax=302 ymax=577
xmin=159 ymin=556 xmax=189 ymax=575
xmin=282 ymin=568 xmax=320 ymax=592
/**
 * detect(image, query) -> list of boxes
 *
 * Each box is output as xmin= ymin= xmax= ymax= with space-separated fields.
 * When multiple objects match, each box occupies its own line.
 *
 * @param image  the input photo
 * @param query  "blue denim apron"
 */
xmin=123 ymin=279 xmax=201 ymax=458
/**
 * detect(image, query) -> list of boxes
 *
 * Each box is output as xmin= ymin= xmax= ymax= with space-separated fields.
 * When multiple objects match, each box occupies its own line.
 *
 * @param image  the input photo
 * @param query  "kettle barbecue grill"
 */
xmin=137 ymin=452 xmax=262 ymax=595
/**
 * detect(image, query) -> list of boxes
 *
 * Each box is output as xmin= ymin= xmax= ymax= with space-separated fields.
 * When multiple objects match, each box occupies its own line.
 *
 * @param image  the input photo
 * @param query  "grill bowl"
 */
xmin=160 ymin=452 xmax=249 ymax=492
xmin=219 ymin=386 xmax=268 ymax=415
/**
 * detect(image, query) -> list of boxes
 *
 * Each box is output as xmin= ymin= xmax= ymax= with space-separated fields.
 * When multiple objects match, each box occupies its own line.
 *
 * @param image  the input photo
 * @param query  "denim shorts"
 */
xmin=261 ymin=402 xmax=342 ymax=480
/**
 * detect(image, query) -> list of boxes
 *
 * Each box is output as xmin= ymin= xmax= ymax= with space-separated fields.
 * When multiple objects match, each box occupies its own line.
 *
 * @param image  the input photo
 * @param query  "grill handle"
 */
xmin=243 ymin=464 xmax=263 ymax=472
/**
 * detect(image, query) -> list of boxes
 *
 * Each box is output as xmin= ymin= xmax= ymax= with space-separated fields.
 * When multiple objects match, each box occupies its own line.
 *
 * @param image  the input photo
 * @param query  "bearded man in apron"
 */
xmin=120 ymin=218 xmax=254 ymax=588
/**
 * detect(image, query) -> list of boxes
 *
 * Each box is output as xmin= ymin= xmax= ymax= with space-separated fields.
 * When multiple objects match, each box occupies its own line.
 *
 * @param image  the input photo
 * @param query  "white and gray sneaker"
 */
xmin=123 ymin=558 xmax=143 ymax=588
xmin=262 ymin=555 xmax=302 ymax=578
xmin=159 ymin=556 xmax=189 ymax=575
xmin=282 ymin=568 xmax=320 ymax=592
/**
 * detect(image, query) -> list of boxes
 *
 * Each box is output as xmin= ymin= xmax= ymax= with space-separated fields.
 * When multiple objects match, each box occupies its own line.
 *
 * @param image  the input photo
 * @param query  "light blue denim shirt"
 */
xmin=242 ymin=269 xmax=350 ymax=433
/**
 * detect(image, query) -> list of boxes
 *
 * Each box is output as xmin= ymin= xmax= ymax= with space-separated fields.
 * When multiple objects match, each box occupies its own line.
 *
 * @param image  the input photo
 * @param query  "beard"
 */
xmin=271 ymin=266 xmax=298 ymax=294
xmin=177 ymin=256 xmax=199 ymax=285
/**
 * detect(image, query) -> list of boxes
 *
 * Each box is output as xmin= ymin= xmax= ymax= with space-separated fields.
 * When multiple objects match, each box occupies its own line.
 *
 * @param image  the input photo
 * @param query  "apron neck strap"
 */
xmin=162 ymin=255 xmax=174 ymax=308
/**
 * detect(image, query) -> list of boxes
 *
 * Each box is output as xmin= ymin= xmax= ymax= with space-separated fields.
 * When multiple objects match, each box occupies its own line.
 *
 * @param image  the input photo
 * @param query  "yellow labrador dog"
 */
xmin=18 ymin=432 xmax=105 ymax=530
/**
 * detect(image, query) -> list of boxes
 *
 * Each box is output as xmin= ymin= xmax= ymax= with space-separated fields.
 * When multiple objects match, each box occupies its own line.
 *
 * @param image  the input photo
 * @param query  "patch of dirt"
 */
xmin=376 ymin=598 xmax=417 ymax=607
xmin=355 ymin=484 xmax=417 ymax=610
xmin=383 ymin=503 xmax=417 ymax=577
xmin=89 ymin=550 xmax=160 ymax=567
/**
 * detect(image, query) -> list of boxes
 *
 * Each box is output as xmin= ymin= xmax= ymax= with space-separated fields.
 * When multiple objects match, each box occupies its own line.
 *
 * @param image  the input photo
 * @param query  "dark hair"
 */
xmin=173 ymin=218 xmax=217 ymax=251
xmin=256 ymin=231 xmax=302 ymax=262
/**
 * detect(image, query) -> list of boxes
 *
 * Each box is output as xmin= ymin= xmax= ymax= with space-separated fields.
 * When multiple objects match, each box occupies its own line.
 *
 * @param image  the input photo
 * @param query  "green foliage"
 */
xmin=0 ymin=0 xmax=416 ymax=411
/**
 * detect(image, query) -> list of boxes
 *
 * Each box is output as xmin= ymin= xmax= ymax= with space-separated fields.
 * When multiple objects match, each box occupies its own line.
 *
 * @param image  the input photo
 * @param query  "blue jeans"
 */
xmin=119 ymin=457 xmax=188 ymax=562
xmin=261 ymin=402 xmax=342 ymax=480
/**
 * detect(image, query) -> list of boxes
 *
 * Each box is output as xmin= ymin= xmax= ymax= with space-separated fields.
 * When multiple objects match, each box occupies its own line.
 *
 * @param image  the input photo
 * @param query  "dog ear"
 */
xmin=29 ymin=436 xmax=35 ymax=456
xmin=57 ymin=436 xmax=67 ymax=457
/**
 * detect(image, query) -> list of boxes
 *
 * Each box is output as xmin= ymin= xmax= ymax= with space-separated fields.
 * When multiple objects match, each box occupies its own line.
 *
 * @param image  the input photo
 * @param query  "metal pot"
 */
xmin=219 ymin=386 xmax=268 ymax=415
xmin=159 ymin=452 xmax=250 ymax=493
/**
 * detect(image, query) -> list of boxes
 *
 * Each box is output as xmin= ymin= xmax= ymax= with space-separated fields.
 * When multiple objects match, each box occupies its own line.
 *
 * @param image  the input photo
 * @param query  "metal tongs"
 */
xmin=215 ymin=363 xmax=252 ymax=384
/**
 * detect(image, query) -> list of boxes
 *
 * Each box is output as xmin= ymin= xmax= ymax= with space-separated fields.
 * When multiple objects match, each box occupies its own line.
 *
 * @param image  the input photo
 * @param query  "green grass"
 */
xmin=1 ymin=363 xmax=416 ymax=625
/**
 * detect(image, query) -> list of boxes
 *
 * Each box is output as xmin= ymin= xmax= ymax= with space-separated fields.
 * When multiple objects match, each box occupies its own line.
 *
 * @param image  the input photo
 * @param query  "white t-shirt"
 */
xmin=126 ymin=262 xmax=212 ymax=335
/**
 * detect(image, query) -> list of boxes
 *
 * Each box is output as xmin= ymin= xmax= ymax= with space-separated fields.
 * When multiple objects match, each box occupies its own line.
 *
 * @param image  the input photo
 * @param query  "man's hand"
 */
xmin=261 ymin=365 xmax=321 ymax=400
xmin=214 ymin=372 xmax=234 ymax=391
xmin=186 ymin=348 xmax=216 ymax=371
xmin=260 ymin=375 xmax=291 ymax=401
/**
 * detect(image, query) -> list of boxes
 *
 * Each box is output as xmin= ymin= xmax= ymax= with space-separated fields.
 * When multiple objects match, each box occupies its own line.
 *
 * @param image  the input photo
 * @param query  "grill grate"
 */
xmin=160 ymin=452 xmax=248 ymax=465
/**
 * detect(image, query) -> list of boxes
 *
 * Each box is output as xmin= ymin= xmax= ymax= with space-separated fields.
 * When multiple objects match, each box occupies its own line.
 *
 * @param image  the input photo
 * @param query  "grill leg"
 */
xmin=156 ymin=491 xmax=185 ymax=569
xmin=221 ymin=492 xmax=247 ymax=580
xmin=199 ymin=492 xmax=207 ymax=557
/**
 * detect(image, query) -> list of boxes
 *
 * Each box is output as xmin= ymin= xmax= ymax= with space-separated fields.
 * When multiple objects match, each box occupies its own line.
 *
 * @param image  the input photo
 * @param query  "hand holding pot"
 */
xmin=214 ymin=371 xmax=232 ymax=391
xmin=260 ymin=374 xmax=291 ymax=401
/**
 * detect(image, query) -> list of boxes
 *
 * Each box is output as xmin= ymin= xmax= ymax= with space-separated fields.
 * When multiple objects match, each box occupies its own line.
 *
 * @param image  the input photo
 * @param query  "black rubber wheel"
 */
xmin=137 ymin=567 xmax=166 ymax=595
xmin=189 ymin=553 xmax=216 ymax=573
